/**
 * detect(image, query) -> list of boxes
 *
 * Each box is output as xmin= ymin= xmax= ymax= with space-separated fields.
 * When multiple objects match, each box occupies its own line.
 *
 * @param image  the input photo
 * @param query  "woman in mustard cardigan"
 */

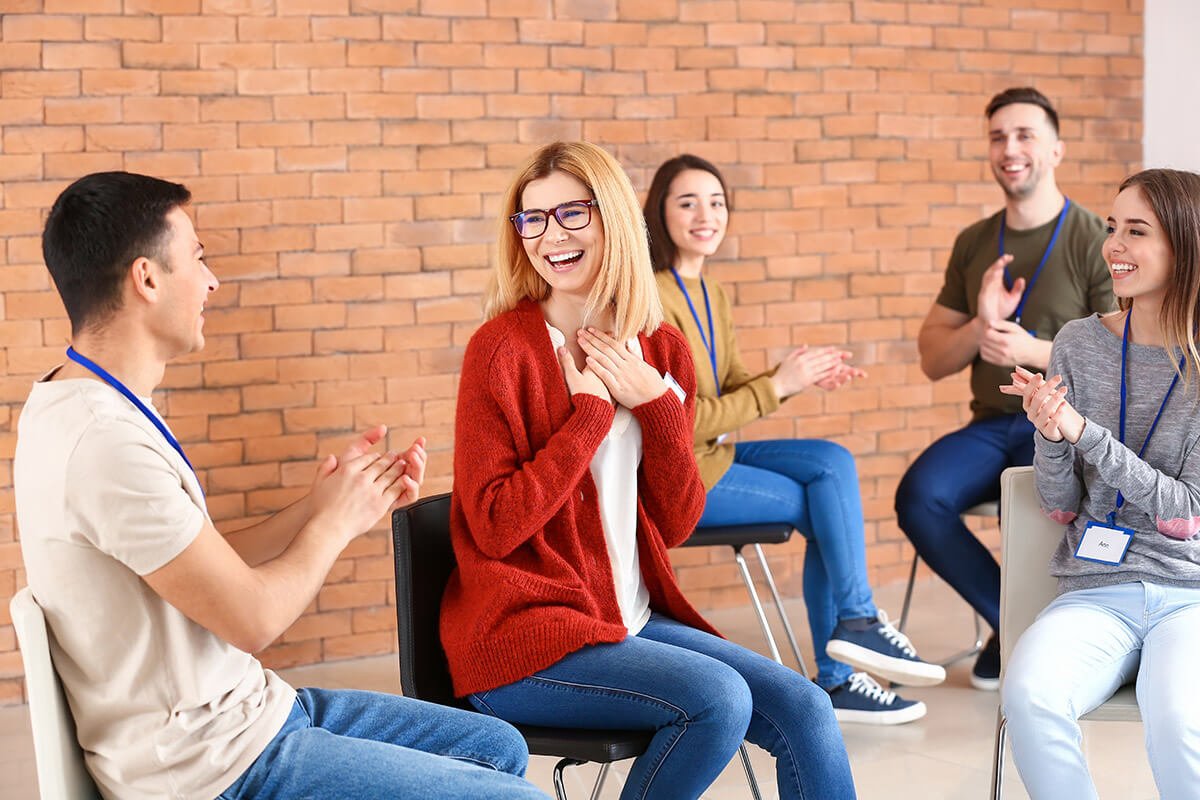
xmin=645 ymin=154 xmax=945 ymax=725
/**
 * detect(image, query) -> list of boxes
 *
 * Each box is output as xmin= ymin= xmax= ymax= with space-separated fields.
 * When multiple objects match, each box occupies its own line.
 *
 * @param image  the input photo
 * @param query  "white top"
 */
xmin=547 ymin=324 xmax=651 ymax=634
xmin=15 ymin=373 xmax=295 ymax=800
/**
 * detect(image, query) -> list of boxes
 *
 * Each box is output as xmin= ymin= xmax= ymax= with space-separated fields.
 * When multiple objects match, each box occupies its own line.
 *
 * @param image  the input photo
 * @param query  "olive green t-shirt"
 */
xmin=935 ymin=200 xmax=1115 ymax=420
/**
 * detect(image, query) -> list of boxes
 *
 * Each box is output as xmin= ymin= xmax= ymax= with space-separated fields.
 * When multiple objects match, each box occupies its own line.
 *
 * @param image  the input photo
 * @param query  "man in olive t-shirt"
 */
xmin=894 ymin=88 xmax=1114 ymax=691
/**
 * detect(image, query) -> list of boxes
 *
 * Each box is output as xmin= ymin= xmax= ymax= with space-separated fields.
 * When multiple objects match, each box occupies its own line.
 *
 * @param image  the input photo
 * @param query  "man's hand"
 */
xmin=976 ymin=254 xmax=1023 ymax=325
xmin=980 ymin=320 xmax=1034 ymax=367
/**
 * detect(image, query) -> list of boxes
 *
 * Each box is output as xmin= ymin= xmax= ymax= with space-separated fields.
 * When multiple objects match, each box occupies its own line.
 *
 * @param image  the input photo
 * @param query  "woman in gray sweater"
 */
xmin=999 ymin=168 xmax=1200 ymax=800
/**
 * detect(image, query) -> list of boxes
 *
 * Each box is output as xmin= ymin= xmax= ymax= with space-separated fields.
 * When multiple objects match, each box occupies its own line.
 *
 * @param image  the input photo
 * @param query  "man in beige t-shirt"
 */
xmin=15 ymin=172 xmax=549 ymax=800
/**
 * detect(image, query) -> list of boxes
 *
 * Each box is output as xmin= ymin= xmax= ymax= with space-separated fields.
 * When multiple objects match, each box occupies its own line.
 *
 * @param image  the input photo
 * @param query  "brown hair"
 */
xmin=643 ymin=154 xmax=731 ymax=273
xmin=1117 ymin=168 xmax=1200 ymax=387
xmin=985 ymin=87 xmax=1060 ymax=137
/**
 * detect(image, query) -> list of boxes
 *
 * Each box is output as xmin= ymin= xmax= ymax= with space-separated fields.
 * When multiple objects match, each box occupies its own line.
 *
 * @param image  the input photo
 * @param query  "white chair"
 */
xmin=10 ymin=587 xmax=101 ymax=800
xmin=989 ymin=466 xmax=1140 ymax=800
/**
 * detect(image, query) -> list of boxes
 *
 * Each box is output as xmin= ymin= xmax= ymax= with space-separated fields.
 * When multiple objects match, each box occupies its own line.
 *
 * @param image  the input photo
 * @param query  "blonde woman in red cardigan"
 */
xmin=440 ymin=141 xmax=855 ymax=800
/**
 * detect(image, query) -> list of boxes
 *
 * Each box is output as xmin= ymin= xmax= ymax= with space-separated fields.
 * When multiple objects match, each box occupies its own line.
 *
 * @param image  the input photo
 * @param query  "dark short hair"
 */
xmin=42 ymin=171 xmax=191 ymax=334
xmin=643 ymin=154 xmax=731 ymax=273
xmin=985 ymin=87 xmax=1059 ymax=137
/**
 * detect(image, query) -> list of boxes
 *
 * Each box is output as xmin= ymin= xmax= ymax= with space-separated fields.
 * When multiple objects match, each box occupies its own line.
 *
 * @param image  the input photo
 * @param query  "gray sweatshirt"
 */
xmin=1035 ymin=313 xmax=1200 ymax=595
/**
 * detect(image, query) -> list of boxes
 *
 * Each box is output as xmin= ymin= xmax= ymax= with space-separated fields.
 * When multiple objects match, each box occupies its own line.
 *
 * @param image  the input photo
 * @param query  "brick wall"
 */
xmin=0 ymin=0 xmax=1142 ymax=704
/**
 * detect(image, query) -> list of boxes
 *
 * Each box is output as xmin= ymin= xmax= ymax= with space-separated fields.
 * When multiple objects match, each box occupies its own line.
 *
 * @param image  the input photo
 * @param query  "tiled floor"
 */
xmin=1 ymin=577 xmax=1156 ymax=799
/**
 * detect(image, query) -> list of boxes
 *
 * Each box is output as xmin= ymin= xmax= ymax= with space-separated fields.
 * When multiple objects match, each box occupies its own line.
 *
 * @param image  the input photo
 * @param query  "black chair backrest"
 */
xmin=391 ymin=492 xmax=470 ymax=709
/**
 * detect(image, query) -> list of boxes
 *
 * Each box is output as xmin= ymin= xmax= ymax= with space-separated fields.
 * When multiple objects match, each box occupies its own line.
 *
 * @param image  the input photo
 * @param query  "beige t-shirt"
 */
xmin=15 ymin=374 xmax=295 ymax=800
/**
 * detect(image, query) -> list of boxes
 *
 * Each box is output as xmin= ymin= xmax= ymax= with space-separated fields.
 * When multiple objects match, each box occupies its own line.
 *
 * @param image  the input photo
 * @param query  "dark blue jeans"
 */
xmin=469 ymin=614 xmax=856 ymax=800
xmin=700 ymin=439 xmax=877 ymax=689
xmin=894 ymin=413 xmax=1036 ymax=632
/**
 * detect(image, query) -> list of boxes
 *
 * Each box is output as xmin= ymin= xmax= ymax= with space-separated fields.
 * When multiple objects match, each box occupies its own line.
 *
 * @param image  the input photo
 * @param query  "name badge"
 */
xmin=1074 ymin=521 xmax=1133 ymax=565
xmin=662 ymin=371 xmax=686 ymax=404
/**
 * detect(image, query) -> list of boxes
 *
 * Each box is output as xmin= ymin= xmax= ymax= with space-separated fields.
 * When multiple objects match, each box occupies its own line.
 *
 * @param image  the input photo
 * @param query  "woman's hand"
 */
xmin=814 ymin=360 xmax=868 ymax=391
xmin=558 ymin=345 xmax=613 ymax=404
xmin=1000 ymin=366 xmax=1086 ymax=443
xmin=577 ymin=328 xmax=669 ymax=408
xmin=771 ymin=345 xmax=852 ymax=398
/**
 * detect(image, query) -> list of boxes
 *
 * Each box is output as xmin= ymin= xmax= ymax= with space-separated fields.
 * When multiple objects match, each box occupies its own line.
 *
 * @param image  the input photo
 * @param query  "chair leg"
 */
xmin=898 ymin=552 xmax=920 ymax=634
xmin=934 ymin=614 xmax=987 ymax=667
xmin=990 ymin=707 xmax=1008 ymax=800
xmin=738 ymin=742 xmax=763 ymax=800
xmin=552 ymin=757 xmax=585 ymax=800
xmin=588 ymin=762 xmax=610 ymax=800
xmin=732 ymin=546 xmax=784 ymax=664
xmin=751 ymin=543 xmax=810 ymax=679
xmin=899 ymin=552 xmax=986 ymax=668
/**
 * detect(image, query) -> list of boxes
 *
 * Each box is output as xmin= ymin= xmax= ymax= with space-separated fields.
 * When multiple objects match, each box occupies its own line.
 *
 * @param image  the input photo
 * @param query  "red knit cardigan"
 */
xmin=440 ymin=299 xmax=717 ymax=696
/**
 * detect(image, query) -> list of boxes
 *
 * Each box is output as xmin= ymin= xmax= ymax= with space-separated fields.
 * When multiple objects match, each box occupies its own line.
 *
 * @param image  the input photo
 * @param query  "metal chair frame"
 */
xmin=680 ymin=525 xmax=809 ymax=679
xmin=897 ymin=501 xmax=997 ymax=667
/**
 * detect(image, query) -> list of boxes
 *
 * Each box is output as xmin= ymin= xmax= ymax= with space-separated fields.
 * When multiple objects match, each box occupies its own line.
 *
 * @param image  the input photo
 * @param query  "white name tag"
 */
xmin=1074 ymin=521 xmax=1133 ymax=565
xmin=662 ymin=371 xmax=686 ymax=404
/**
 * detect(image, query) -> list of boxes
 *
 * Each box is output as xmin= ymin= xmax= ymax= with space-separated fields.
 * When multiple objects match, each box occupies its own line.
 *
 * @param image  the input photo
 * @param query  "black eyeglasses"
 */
xmin=509 ymin=199 xmax=596 ymax=239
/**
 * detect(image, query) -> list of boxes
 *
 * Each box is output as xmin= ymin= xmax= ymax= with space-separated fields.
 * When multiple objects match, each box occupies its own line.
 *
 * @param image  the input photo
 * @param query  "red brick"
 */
xmin=43 ymin=42 xmax=122 ymax=69
xmin=2 ymin=70 xmax=79 ymax=98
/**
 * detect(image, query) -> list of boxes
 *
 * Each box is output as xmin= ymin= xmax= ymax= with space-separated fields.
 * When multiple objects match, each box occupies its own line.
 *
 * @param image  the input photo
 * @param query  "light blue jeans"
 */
xmin=1002 ymin=582 xmax=1200 ymax=800
xmin=700 ymin=439 xmax=877 ymax=689
xmin=217 ymin=687 xmax=550 ymax=800
xmin=469 ymin=614 xmax=856 ymax=800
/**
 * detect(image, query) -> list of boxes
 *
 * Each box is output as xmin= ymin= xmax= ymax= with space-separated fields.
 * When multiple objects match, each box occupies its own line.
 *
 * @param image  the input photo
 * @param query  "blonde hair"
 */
xmin=483 ymin=141 xmax=662 ymax=341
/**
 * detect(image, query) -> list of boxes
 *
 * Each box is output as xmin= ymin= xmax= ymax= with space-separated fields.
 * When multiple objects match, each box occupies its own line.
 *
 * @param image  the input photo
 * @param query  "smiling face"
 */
xmin=663 ymin=168 xmax=728 ymax=265
xmin=519 ymin=170 xmax=605 ymax=306
xmin=1104 ymin=185 xmax=1174 ymax=307
xmin=987 ymin=102 xmax=1064 ymax=200
xmin=152 ymin=206 xmax=219 ymax=358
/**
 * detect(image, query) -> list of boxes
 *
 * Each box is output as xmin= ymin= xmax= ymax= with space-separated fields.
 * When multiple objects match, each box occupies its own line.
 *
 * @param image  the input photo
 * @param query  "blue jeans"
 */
xmin=217 ymin=688 xmax=549 ymax=800
xmin=1002 ymin=583 xmax=1200 ymax=800
xmin=469 ymin=613 xmax=855 ymax=800
xmin=894 ymin=414 xmax=1035 ymax=632
xmin=700 ymin=439 xmax=877 ymax=689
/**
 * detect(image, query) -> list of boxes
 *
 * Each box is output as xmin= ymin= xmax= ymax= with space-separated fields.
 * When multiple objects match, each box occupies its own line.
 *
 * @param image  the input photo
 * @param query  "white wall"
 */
xmin=1144 ymin=0 xmax=1200 ymax=170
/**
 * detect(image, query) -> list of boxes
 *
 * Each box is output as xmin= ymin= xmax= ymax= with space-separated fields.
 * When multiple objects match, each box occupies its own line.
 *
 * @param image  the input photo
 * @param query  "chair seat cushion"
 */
xmin=1081 ymin=684 xmax=1141 ymax=723
xmin=519 ymin=725 xmax=654 ymax=763
xmin=679 ymin=523 xmax=794 ymax=548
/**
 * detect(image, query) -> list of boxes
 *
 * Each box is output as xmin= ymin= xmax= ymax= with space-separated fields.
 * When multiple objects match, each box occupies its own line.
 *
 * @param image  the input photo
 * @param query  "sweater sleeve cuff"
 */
xmin=632 ymin=387 xmax=688 ymax=436
xmin=1034 ymin=430 xmax=1072 ymax=459
xmin=1074 ymin=416 xmax=1107 ymax=455
xmin=747 ymin=374 xmax=781 ymax=414
xmin=568 ymin=393 xmax=617 ymax=446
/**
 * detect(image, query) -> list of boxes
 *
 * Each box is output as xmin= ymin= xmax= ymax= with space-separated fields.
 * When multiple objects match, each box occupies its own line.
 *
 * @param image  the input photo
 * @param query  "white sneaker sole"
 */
xmin=825 ymin=640 xmax=947 ymax=687
xmin=833 ymin=700 xmax=927 ymax=726
xmin=970 ymin=672 xmax=1000 ymax=691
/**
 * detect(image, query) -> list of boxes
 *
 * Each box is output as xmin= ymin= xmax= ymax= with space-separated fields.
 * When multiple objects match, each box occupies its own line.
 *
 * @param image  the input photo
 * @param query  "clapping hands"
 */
xmin=1000 ymin=366 xmax=1085 ymax=443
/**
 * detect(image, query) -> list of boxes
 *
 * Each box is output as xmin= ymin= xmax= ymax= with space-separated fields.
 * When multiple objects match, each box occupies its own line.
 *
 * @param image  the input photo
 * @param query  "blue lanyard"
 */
xmin=1109 ymin=310 xmax=1182 ymax=525
xmin=670 ymin=268 xmax=720 ymax=397
xmin=65 ymin=348 xmax=203 ymax=494
xmin=998 ymin=198 xmax=1070 ymax=325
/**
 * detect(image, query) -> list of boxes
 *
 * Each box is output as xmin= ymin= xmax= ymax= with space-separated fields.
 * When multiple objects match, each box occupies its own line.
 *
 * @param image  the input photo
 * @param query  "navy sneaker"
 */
xmin=971 ymin=633 xmax=1000 ymax=691
xmin=825 ymin=610 xmax=946 ymax=687
xmin=827 ymin=673 xmax=927 ymax=725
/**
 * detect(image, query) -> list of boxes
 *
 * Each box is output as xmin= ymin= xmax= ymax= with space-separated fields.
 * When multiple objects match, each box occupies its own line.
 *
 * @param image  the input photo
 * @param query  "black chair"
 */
xmin=392 ymin=493 xmax=764 ymax=800
xmin=679 ymin=524 xmax=810 ymax=679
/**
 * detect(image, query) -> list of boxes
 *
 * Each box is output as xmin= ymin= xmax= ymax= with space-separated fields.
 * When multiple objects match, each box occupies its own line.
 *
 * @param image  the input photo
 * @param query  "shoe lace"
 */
xmin=875 ymin=609 xmax=917 ymax=657
xmin=846 ymin=673 xmax=897 ymax=706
